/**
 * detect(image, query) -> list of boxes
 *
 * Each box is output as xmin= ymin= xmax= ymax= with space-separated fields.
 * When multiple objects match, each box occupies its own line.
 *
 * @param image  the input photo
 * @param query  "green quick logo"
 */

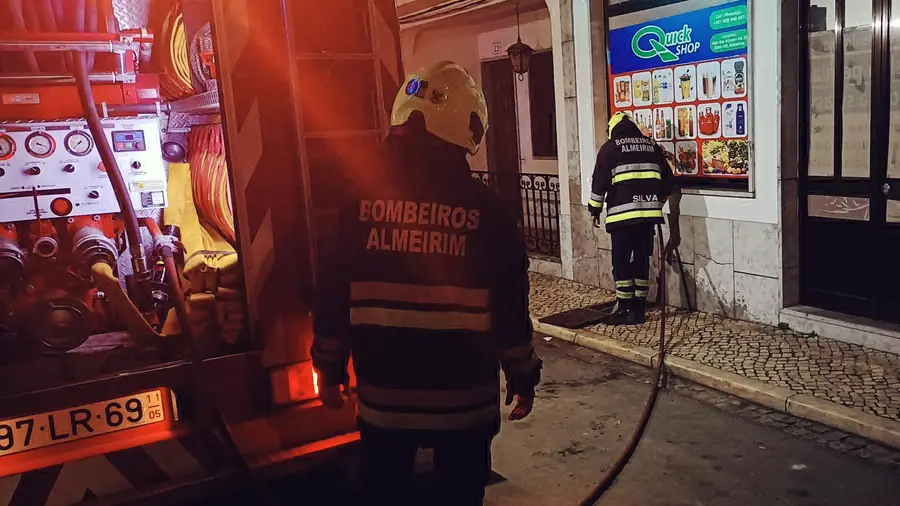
xmin=631 ymin=24 xmax=698 ymax=63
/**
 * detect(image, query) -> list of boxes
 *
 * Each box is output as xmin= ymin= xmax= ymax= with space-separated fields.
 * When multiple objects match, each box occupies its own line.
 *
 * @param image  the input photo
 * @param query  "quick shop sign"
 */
xmin=608 ymin=0 xmax=748 ymax=75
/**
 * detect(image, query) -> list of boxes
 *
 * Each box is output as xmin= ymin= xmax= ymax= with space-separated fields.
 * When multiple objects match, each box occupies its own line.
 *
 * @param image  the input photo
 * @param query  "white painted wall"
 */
xmin=574 ymin=0 xmax=596 ymax=209
xmin=400 ymin=9 xmax=558 ymax=175
xmin=512 ymin=73 xmax=559 ymax=176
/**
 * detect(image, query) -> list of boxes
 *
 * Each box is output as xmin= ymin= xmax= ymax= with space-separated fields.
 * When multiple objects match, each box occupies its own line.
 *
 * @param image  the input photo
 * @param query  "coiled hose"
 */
xmin=157 ymin=6 xmax=193 ymax=100
xmin=578 ymin=223 xmax=668 ymax=506
xmin=4 ymin=0 xmax=109 ymax=74
xmin=6 ymin=0 xmax=41 ymax=72
xmin=188 ymin=124 xmax=235 ymax=243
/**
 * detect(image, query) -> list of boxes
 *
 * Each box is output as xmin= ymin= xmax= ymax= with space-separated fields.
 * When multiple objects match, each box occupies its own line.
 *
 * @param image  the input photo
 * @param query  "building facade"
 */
xmin=579 ymin=0 xmax=782 ymax=328
xmin=399 ymin=0 xmax=900 ymax=352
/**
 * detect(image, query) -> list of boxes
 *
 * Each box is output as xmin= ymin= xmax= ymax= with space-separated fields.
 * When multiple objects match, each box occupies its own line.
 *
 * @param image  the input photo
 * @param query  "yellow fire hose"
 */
xmin=163 ymin=163 xmax=275 ymax=504
xmin=158 ymin=6 xmax=193 ymax=100
xmin=164 ymin=161 xmax=243 ymax=344
xmin=87 ymin=161 xmax=242 ymax=344
xmin=91 ymin=262 xmax=165 ymax=341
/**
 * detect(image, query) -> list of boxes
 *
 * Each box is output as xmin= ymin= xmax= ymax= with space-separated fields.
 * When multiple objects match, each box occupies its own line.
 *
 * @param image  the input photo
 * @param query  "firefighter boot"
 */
xmin=603 ymin=299 xmax=638 ymax=326
xmin=632 ymin=298 xmax=647 ymax=324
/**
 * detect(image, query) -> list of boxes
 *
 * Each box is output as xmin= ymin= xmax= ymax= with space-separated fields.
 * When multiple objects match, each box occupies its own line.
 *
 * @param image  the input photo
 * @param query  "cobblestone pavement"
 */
xmin=529 ymin=273 xmax=900 ymax=422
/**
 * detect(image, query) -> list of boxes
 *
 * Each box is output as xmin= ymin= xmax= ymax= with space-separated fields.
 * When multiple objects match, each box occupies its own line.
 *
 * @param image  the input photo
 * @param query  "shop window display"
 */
xmin=602 ymin=0 xmax=752 ymax=190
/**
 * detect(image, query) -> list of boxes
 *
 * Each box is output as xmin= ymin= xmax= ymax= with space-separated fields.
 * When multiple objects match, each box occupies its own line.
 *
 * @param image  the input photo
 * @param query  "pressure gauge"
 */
xmin=0 ymin=134 xmax=15 ymax=161
xmin=25 ymin=132 xmax=56 ymax=158
xmin=64 ymin=130 xmax=94 ymax=157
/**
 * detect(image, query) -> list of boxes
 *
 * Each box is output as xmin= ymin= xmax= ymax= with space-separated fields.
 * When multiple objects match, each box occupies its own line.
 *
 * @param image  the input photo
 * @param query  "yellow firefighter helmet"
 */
xmin=391 ymin=61 xmax=489 ymax=155
xmin=607 ymin=111 xmax=631 ymax=138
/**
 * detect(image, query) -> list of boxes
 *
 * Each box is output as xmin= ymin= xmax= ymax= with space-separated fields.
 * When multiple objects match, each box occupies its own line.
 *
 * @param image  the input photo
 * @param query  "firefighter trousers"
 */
xmin=358 ymin=419 xmax=495 ymax=506
xmin=610 ymin=223 xmax=655 ymax=301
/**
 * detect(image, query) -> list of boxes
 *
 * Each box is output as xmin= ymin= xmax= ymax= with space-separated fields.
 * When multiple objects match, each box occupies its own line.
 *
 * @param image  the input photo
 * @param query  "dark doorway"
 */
xmin=480 ymin=58 xmax=522 ymax=217
xmin=799 ymin=0 xmax=900 ymax=322
xmin=528 ymin=50 xmax=558 ymax=159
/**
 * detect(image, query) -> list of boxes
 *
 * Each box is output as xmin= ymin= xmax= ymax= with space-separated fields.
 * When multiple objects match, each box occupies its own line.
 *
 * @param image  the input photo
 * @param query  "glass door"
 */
xmin=801 ymin=0 xmax=879 ymax=319
xmin=880 ymin=0 xmax=900 ymax=318
xmin=801 ymin=0 xmax=900 ymax=322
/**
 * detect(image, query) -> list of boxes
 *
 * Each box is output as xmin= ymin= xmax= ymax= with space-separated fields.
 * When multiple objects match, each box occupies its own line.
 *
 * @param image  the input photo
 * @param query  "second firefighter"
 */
xmin=588 ymin=112 xmax=682 ymax=326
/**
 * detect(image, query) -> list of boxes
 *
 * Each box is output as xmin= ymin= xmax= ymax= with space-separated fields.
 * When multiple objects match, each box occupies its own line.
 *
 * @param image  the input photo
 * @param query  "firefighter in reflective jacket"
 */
xmin=588 ymin=112 xmax=682 ymax=326
xmin=311 ymin=61 xmax=542 ymax=505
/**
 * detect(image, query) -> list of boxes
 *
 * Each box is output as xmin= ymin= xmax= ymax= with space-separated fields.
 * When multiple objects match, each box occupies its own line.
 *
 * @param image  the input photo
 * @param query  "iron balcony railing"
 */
xmin=471 ymin=171 xmax=561 ymax=259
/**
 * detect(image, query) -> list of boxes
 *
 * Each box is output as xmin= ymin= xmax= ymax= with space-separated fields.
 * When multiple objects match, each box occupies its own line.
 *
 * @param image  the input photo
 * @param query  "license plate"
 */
xmin=0 ymin=389 xmax=166 ymax=457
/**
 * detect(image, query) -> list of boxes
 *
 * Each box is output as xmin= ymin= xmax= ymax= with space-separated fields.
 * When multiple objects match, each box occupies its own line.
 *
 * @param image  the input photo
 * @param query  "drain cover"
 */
xmin=538 ymin=300 xmax=617 ymax=329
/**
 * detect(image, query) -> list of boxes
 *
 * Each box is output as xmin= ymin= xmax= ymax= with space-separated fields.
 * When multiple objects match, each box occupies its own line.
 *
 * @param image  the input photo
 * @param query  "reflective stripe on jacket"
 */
xmin=590 ymin=121 xmax=674 ymax=232
xmin=311 ymin=146 xmax=538 ymax=432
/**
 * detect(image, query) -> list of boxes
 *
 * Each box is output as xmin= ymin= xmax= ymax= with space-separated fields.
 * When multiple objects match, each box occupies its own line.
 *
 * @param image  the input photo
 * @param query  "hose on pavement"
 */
xmin=578 ymin=223 xmax=668 ymax=506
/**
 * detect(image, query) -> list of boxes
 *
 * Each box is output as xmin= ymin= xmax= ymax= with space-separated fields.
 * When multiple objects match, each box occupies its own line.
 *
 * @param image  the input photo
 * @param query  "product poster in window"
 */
xmin=607 ymin=0 xmax=750 ymax=179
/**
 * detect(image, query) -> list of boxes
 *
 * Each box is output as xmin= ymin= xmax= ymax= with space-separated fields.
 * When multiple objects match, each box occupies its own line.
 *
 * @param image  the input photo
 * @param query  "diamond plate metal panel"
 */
xmin=113 ymin=0 xmax=152 ymax=30
xmin=162 ymin=112 xmax=221 ymax=148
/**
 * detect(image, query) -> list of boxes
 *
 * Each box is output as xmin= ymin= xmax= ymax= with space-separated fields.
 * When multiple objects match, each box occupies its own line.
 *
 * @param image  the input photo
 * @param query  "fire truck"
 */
xmin=0 ymin=0 xmax=402 ymax=504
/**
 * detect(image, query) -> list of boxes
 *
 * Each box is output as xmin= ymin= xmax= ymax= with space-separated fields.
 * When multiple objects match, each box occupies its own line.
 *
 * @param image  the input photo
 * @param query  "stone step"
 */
xmin=780 ymin=306 xmax=900 ymax=356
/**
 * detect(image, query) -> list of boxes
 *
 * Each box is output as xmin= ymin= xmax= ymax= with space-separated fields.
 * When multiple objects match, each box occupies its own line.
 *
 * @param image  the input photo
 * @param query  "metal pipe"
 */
xmin=0 ymin=40 xmax=136 ymax=53
xmin=0 ymin=31 xmax=154 ymax=43
xmin=0 ymin=72 xmax=134 ymax=84
xmin=113 ymin=49 xmax=126 ymax=74
xmin=99 ymin=102 xmax=170 ymax=116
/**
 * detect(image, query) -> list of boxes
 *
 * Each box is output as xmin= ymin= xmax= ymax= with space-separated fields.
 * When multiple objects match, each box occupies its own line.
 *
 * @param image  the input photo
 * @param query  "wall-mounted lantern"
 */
xmin=507 ymin=3 xmax=534 ymax=81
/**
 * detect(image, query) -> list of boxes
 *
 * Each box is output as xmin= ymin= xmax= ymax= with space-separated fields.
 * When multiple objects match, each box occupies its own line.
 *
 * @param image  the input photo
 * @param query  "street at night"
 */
xmin=188 ymin=336 xmax=900 ymax=506
xmin=4 ymin=2 xmax=900 ymax=506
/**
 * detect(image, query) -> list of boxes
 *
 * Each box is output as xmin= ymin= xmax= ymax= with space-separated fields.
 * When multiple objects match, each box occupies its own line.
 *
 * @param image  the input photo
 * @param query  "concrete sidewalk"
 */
xmin=528 ymin=273 xmax=900 ymax=449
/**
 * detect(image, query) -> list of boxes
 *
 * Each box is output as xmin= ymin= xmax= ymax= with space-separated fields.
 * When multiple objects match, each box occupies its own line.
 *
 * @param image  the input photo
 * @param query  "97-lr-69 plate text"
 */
xmin=0 ymin=389 xmax=166 ymax=457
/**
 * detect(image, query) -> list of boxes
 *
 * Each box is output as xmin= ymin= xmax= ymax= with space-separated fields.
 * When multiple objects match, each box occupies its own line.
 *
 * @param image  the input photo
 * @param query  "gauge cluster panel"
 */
xmin=0 ymin=118 xmax=167 ymax=222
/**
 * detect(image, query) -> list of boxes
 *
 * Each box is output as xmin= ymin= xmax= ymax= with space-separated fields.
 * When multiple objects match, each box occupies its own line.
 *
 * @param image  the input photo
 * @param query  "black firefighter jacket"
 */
xmin=311 ymin=145 xmax=540 ymax=433
xmin=590 ymin=121 xmax=675 ymax=232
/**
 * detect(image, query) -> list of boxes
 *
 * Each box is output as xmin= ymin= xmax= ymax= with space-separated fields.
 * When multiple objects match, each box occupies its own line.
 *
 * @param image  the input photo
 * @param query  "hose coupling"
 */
xmin=0 ymin=237 xmax=26 ymax=284
xmin=131 ymin=253 xmax=151 ymax=278
xmin=73 ymin=226 xmax=118 ymax=267
xmin=152 ymin=234 xmax=180 ymax=257
xmin=33 ymin=236 xmax=59 ymax=258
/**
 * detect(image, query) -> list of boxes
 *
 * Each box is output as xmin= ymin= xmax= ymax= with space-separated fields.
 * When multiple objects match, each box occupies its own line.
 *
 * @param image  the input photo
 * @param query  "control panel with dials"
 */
xmin=0 ymin=117 xmax=167 ymax=222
